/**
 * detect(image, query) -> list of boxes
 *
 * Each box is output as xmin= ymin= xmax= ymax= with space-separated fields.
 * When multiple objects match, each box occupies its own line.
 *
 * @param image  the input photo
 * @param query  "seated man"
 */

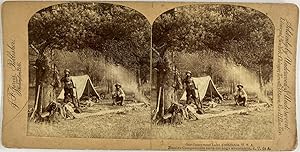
xmin=112 ymin=83 xmax=125 ymax=106
xmin=234 ymin=84 xmax=247 ymax=106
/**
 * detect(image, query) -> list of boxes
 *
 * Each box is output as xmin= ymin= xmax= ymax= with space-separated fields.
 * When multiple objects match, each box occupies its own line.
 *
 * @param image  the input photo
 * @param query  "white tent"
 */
xmin=180 ymin=76 xmax=223 ymax=101
xmin=57 ymin=75 xmax=100 ymax=100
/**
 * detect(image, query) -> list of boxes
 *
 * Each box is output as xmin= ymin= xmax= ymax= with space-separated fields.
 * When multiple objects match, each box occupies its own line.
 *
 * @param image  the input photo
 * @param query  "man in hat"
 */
xmin=234 ymin=84 xmax=247 ymax=106
xmin=60 ymin=69 xmax=75 ymax=104
xmin=182 ymin=71 xmax=197 ymax=104
xmin=112 ymin=83 xmax=125 ymax=106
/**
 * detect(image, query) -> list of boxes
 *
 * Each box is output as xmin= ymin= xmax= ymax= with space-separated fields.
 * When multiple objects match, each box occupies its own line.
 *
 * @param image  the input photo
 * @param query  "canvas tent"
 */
xmin=180 ymin=76 xmax=223 ymax=101
xmin=58 ymin=75 xmax=100 ymax=100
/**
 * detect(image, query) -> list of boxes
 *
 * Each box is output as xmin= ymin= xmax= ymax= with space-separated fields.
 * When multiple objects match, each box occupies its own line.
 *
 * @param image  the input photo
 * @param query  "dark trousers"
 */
xmin=113 ymin=96 xmax=124 ymax=106
xmin=64 ymin=88 xmax=78 ymax=108
xmin=186 ymin=89 xmax=197 ymax=104
xmin=64 ymin=88 xmax=74 ymax=98
xmin=236 ymin=96 xmax=246 ymax=106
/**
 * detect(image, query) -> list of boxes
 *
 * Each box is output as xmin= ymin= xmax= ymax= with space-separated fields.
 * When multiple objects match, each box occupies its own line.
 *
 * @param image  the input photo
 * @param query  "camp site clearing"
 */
xmin=27 ymin=99 xmax=273 ymax=139
xmin=28 ymin=81 xmax=273 ymax=139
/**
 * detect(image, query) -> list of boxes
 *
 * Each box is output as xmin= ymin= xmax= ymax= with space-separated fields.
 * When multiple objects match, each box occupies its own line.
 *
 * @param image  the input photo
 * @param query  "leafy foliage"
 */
xmin=29 ymin=2 xmax=151 ymax=81
xmin=153 ymin=4 xmax=274 ymax=84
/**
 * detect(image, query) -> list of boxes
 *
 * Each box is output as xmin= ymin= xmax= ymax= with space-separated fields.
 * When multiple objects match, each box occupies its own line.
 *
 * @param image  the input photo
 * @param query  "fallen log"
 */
xmin=192 ymin=109 xmax=247 ymax=120
xmin=191 ymin=102 xmax=269 ymax=120
xmin=74 ymin=103 xmax=145 ymax=119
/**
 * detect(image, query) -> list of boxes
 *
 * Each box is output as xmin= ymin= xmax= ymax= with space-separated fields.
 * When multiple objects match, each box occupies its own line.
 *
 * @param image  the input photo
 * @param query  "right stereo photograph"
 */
xmin=151 ymin=4 xmax=274 ymax=140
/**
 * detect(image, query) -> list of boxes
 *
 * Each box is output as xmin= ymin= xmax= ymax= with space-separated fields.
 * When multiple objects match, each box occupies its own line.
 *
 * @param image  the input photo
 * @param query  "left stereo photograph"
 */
xmin=27 ymin=2 xmax=152 ymax=139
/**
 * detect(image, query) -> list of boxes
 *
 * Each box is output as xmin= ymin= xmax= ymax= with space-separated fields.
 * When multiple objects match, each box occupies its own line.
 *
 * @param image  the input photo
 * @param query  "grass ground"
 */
xmin=27 ymin=106 xmax=152 ymax=139
xmin=151 ymin=108 xmax=273 ymax=140
xmin=27 ymin=88 xmax=273 ymax=139
xmin=27 ymin=104 xmax=273 ymax=140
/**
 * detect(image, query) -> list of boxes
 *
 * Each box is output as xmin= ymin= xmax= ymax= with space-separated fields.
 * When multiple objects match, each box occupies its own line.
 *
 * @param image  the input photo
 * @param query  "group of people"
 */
xmin=60 ymin=69 xmax=126 ymax=107
xmin=182 ymin=71 xmax=247 ymax=107
xmin=62 ymin=68 xmax=247 ymax=108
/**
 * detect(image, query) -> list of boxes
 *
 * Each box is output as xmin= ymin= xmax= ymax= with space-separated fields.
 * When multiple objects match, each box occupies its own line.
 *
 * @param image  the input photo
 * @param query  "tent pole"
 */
xmin=88 ymin=81 xmax=90 ymax=98
xmin=161 ymin=87 xmax=164 ymax=117
xmin=210 ymin=82 xmax=212 ymax=101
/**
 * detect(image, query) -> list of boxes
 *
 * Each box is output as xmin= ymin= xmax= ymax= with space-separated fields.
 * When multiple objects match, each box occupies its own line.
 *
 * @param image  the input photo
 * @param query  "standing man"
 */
xmin=183 ymin=71 xmax=197 ymax=104
xmin=61 ymin=69 xmax=75 ymax=104
xmin=112 ymin=83 xmax=125 ymax=106
xmin=234 ymin=84 xmax=247 ymax=106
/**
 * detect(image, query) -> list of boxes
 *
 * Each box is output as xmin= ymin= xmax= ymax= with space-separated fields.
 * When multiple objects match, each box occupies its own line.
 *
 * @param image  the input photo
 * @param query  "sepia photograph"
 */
xmin=27 ymin=2 xmax=152 ymax=139
xmin=151 ymin=4 xmax=274 ymax=140
xmin=1 ymin=1 xmax=298 ymax=150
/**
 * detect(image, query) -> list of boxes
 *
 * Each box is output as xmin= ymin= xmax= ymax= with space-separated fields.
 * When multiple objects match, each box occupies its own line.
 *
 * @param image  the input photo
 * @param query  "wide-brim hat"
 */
xmin=237 ymin=84 xmax=243 ymax=88
xmin=186 ymin=71 xmax=192 ymax=74
xmin=64 ymin=69 xmax=70 ymax=74
xmin=115 ymin=83 xmax=121 ymax=87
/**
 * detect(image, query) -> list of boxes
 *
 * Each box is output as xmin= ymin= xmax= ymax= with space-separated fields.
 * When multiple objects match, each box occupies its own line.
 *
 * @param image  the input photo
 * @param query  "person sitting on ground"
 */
xmin=112 ymin=83 xmax=125 ymax=106
xmin=234 ymin=84 xmax=247 ymax=106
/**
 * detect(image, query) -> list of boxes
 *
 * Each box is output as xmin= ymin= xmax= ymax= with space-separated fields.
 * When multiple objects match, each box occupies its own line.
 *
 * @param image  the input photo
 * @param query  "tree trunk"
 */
xmin=136 ymin=65 xmax=142 ymax=92
xmin=153 ymin=50 xmax=175 ymax=121
xmin=258 ymin=65 xmax=267 ymax=96
xmin=259 ymin=65 xmax=264 ymax=89
xmin=31 ymin=55 xmax=57 ymax=121
xmin=104 ymin=56 xmax=113 ymax=94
